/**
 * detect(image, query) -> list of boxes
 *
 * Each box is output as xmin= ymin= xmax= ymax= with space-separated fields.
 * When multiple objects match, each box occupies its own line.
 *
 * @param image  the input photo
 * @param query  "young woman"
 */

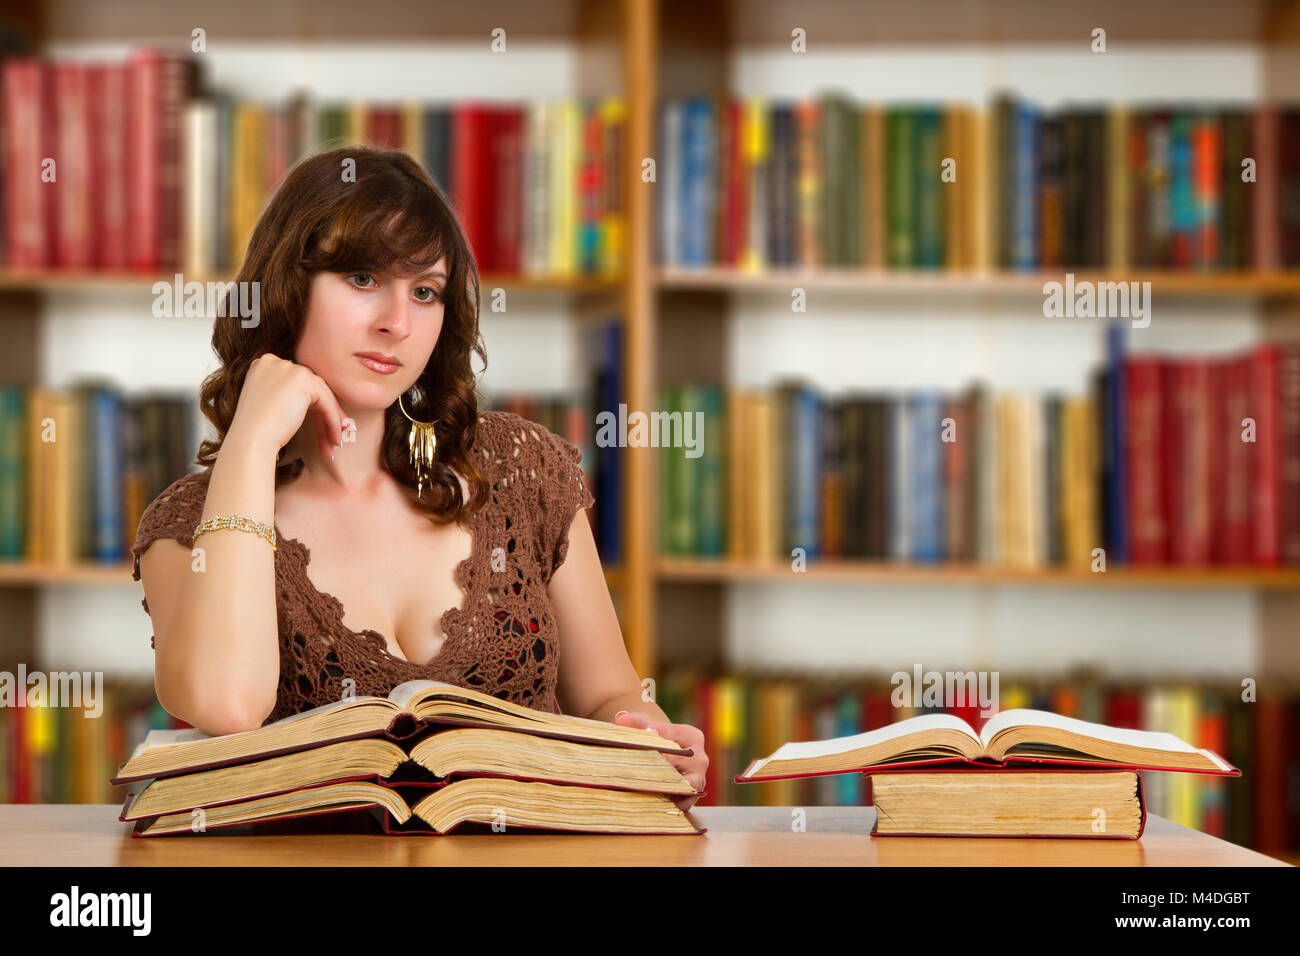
xmin=131 ymin=145 xmax=707 ymax=807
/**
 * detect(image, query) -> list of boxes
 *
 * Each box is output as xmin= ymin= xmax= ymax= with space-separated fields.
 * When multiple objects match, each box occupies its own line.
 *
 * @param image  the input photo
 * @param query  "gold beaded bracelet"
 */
xmin=193 ymin=515 xmax=277 ymax=551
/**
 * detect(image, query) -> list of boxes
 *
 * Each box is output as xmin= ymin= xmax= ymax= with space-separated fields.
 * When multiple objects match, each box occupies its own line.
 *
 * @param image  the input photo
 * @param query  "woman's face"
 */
xmin=295 ymin=259 xmax=448 ymax=410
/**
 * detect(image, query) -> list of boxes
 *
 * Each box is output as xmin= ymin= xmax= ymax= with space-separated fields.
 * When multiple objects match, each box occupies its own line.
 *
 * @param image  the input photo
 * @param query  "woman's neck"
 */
xmin=281 ymin=406 xmax=388 ymax=495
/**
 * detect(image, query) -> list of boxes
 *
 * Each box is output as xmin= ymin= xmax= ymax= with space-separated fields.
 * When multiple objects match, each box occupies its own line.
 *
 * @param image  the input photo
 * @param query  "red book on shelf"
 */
xmin=1104 ymin=686 xmax=1142 ymax=730
xmin=126 ymin=48 xmax=193 ymax=272
xmin=1214 ymin=354 xmax=1254 ymax=563
xmin=451 ymin=103 xmax=494 ymax=272
xmin=1192 ymin=113 xmax=1221 ymax=269
xmin=53 ymin=61 xmax=99 ymax=269
xmin=1166 ymin=359 xmax=1213 ymax=564
xmin=1125 ymin=357 xmax=1168 ymax=564
xmin=1253 ymin=107 xmax=1280 ymax=271
xmin=97 ymin=62 xmax=129 ymax=270
xmin=364 ymin=106 xmax=402 ymax=150
xmin=1281 ymin=343 xmax=1300 ymax=565
xmin=494 ymin=105 xmax=525 ymax=275
xmin=1254 ymin=696 xmax=1287 ymax=855
xmin=1252 ymin=343 xmax=1282 ymax=566
xmin=2 ymin=56 xmax=55 ymax=268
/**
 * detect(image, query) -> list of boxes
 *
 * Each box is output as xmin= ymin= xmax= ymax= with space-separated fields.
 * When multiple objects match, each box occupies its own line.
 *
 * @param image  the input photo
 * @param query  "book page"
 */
xmin=747 ymin=713 xmax=977 ymax=774
xmin=978 ymin=708 xmax=1200 ymax=755
xmin=125 ymin=694 xmax=394 ymax=763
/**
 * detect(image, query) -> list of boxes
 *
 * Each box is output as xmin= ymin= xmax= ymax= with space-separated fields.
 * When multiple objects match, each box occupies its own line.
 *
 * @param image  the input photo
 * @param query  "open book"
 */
xmin=735 ymin=709 xmax=1240 ymax=782
xmin=113 ymin=680 xmax=688 ymax=783
xmin=123 ymin=776 xmax=704 ymax=837
xmin=120 ymin=727 xmax=697 ymax=821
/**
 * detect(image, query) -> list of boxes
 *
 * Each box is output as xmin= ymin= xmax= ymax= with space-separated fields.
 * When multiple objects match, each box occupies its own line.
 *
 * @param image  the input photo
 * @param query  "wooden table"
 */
xmin=0 ymin=804 xmax=1289 ymax=865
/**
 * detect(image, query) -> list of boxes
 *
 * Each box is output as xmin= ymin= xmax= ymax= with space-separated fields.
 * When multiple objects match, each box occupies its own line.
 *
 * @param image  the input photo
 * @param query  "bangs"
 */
xmin=302 ymin=176 xmax=455 ymax=278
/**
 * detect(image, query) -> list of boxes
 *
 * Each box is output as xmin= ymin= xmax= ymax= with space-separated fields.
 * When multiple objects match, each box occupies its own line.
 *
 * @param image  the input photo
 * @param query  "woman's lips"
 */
xmin=357 ymin=354 xmax=399 ymax=374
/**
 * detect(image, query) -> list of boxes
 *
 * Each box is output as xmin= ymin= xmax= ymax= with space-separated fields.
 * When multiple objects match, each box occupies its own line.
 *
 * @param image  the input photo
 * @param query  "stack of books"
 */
xmin=112 ymin=681 xmax=705 ymax=837
xmin=735 ymin=709 xmax=1239 ymax=839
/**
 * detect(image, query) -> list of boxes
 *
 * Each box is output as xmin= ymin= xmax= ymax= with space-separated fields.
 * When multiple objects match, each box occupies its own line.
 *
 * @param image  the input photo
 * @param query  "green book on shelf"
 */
xmin=0 ymin=386 xmax=25 ymax=560
xmin=914 ymin=106 xmax=946 ymax=268
xmin=886 ymin=107 xmax=916 ymax=267
xmin=696 ymin=384 xmax=725 ymax=556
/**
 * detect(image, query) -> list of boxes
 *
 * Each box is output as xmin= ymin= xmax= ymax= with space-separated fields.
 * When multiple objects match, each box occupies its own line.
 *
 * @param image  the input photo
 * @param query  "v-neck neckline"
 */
xmin=273 ymin=503 xmax=477 ymax=670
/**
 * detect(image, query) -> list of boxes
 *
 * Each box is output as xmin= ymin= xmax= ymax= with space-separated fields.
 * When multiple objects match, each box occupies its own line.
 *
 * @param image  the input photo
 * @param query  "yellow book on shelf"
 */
xmin=550 ymin=99 xmax=580 ymax=277
xmin=1062 ymin=396 xmax=1100 ymax=568
xmin=599 ymin=96 xmax=628 ymax=277
xmin=346 ymin=101 xmax=366 ymax=146
xmin=976 ymin=103 xmax=996 ymax=272
xmin=229 ymin=102 xmax=268 ymax=270
xmin=740 ymin=96 xmax=770 ymax=274
xmin=402 ymin=101 xmax=425 ymax=168
xmin=47 ymin=389 xmax=76 ymax=564
xmin=752 ymin=391 xmax=779 ymax=560
xmin=943 ymin=105 xmax=969 ymax=270
xmin=1168 ymin=687 xmax=1200 ymax=830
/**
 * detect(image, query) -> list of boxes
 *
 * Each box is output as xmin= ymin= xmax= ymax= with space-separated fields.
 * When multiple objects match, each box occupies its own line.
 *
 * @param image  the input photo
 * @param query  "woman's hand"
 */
xmin=614 ymin=710 xmax=709 ymax=812
xmin=226 ymin=353 xmax=351 ymax=462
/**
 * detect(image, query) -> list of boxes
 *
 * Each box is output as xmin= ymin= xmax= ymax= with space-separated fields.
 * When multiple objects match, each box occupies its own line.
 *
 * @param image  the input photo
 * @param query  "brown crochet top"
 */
xmin=131 ymin=410 xmax=595 ymax=725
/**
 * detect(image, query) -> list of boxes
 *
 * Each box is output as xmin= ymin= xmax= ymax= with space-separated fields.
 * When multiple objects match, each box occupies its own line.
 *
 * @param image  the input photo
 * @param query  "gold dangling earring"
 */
xmin=398 ymin=388 xmax=439 ymax=499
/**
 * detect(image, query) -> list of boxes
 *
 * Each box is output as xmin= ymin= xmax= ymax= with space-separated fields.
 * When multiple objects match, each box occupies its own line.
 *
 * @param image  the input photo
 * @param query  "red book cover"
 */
xmin=1192 ymin=113 xmax=1221 ymax=269
xmin=1196 ymin=697 xmax=1227 ymax=838
xmin=494 ymin=105 xmax=524 ymax=275
xmin=2 ymin=57 xmax=54 ymax=268
xmin=694 ymin=677 xmax=716 ymax=805
xmin=126 ymin=49 xmax=192 ymax=272
xmin=11 ymin=701 xmax=28 ymax=803
xmin=1125 ymin=357 xmax=1168 ymax=564
xmin=1252 ymin=342 xmax=1281 ymax=565
xmin=1253 ymin=107 xmax=1280 ymax=270
xmin=1216 ymin=354 xmax=1254 ymax=563
xmin=97 ymin=62 xmax=129 ymax=270
xmin=451 ymin=103 xmax=492 ymax=272
xmin=1105 ymin=686 xmax=1142 ymax=730
xmin=1167 ymin=359 xmax=1212 ymax=564
xmin=363 ymin=106 xmax=402 ymax=149
xmin=53 ymin=61 xmax=98 ymax=269
xmin=1281 ymin=343 xmax=1300 ymax=564
xmin=1253 ymin=696 xmax=1287 ymax=855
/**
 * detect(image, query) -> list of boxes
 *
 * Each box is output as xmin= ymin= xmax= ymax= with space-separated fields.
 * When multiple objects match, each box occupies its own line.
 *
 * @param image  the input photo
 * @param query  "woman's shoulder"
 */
xmin=470 ymin=409 xmax=585 ymax=475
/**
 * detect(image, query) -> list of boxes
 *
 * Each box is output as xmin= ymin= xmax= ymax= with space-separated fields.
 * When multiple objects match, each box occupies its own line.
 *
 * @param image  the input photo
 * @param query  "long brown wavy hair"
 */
xmin=195 ymin=144 xmax=490 ymax=523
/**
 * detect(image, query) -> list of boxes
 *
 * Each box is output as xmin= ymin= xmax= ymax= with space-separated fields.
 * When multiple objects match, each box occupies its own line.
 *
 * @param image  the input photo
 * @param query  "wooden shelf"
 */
xmin=657 ymin=557 xmax=1300 ymax=590
xmin=657 ymin=267 xmax=1300 ymax=297
xmin=0 ymin=269 xmax=623 ymax=295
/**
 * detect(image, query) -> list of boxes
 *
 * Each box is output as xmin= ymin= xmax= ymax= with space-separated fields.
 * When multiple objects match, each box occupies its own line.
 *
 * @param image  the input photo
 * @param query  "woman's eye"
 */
xmin=414 ymin=286 xmax=442 ymax=303
xmin=348 ymin=273 xmax=375 ymax=288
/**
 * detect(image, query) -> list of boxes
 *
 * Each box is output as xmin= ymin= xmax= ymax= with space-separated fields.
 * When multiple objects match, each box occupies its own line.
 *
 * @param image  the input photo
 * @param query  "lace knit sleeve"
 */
xmin=130 ymin=470 xmax=211 ymax=638
xmin=533 ymin=425 xmax=596 ymax=586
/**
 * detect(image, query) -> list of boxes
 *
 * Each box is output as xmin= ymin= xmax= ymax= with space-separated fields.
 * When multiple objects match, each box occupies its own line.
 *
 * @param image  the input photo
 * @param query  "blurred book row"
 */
xmin=0 ymin=678 xmax=182 ymax=804
xmin=1 ymin=48 xmax=627 ymax=278
xmin=0 ymin=384 xmax=198 ymax=563
xmin=662 ymin=333 xmax=1300 ymax=567
xmin=658 ymin=668 xmax=1300 ymax=853
xmin=659 ymin=93 xmax=1299 ymax=272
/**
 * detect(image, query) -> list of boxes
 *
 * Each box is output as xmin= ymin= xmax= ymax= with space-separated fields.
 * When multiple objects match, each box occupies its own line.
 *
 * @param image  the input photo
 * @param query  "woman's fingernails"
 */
xmin=614 ymin=710 xmax=629 ymax=720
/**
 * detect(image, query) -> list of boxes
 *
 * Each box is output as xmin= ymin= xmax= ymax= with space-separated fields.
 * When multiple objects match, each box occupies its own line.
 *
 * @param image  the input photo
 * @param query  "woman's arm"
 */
xmin=140 ymin=430 xmax=282 ymax=736
xmin=550 ymin=509 xmax=709 ymax=802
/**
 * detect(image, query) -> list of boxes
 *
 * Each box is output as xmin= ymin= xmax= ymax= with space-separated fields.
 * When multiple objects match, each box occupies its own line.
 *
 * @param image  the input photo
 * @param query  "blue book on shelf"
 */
xmin=787 ymin=387 xmax=824 ymax=561
xmin=1105 ymin=322 xmax=1128 ymax=564
xmin=833 ymin=691 xmax=863 ymax=806
xmin=908 ymin=391 xmax=946 ymax=563
xmin=1012 ymin=103 xmax=1040 ymax=270
xmin=88 ymin=386 xmax=126 ymax=562
xmin=600 ymin=321 xmax=623 ymax=566
xmin=0 ymin=386 xmax=24 ymax=560
xmin=680 ymin=96 xmax=717 ymax=267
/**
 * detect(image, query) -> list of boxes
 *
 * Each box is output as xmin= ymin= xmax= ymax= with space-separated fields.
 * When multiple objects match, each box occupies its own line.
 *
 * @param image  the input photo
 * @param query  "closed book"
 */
xmin=869 ymin=769 xmax=1146 ymax=839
